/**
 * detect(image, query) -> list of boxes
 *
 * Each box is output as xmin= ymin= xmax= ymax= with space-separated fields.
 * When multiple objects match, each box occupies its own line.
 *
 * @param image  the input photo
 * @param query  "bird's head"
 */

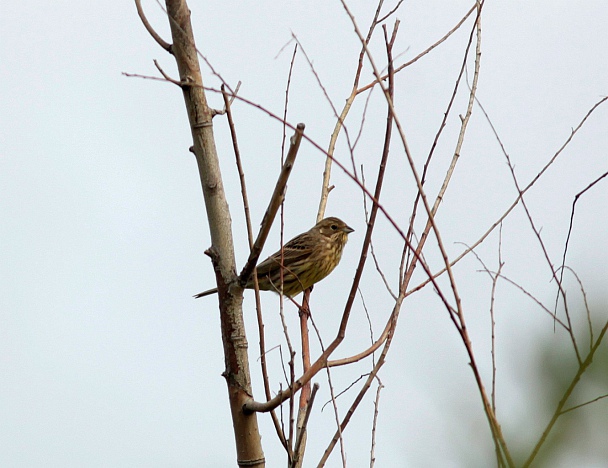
xmin=315 ymin=217 xmax=354 ymax=243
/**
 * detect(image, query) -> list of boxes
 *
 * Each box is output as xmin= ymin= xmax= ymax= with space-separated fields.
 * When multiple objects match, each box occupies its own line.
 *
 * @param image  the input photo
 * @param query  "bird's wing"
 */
xmin=255 ymin=233 xmax=313 ymax=275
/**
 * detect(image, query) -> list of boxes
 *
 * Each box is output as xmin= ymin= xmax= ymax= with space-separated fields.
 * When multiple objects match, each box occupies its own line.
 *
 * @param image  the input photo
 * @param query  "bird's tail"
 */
xmin=193 ymin=288 xmax=218 ymax=299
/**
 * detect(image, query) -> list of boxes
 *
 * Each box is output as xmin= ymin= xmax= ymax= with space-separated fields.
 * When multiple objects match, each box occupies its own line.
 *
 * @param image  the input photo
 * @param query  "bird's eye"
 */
xmin=331 ymin=224 xmax=338 ymax=230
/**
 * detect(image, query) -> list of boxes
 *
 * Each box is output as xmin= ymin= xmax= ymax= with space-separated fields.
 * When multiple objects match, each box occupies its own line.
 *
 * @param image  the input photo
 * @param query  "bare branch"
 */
xmin=214 ymin=81 xmax=242 ymax=116
xmin=524 ymin=320 xmax=608 ymax=467
xmin=239 ymin=124 xmax=305 ymax=285
xmin=369 ymin=379 xmax=384 ymax=468
xmin=490 ymin=230 xmax=503 ymax=413
xmin=561 ymin=266 xmax=594 ymax=350
xmin=377 ymin=0 xmax=405 ymax=24
xmin=560 ymin=393 xmax=608 ymax=415
xmin=153 ymin=59 xmax=181 ymax=85
xmin=292 ymin=383 xmax=319 ymax=466
xmin=318 ymin=318 xmax=395 ymax=466
xmin=135 ymin=0 xmax=172 ymax=52
xmin=556 ymin=170 xmax=608 ymax=331
xmin=490 ymin=272 xmax=570 ymax=332
xmin=350 ymin=1 xmax=512 ymax=462
xmin=122 ymin=70 xmax=177 ymax=84
xmin=357 ymin=3 xmax=477 ymax=94
xmin=406 ymin=96 xmax=608 ymax=310
xmin=319 ymin=21 xmax=411 ymax=465
xmin=491 ymin=102 xmax=580 ymax=362
xmin=317 ymin=0 xmax=387 ymax=220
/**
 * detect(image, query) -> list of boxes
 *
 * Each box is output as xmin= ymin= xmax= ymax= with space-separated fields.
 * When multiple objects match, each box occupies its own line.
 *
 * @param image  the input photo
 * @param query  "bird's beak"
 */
xmin=343 ymin=225 xmax=354 ymax=234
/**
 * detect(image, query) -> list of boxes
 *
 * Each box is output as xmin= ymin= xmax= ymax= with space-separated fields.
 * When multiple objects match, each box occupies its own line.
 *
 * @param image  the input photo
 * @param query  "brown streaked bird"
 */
xmin=194 ymin=217 xmax=354 ymax=299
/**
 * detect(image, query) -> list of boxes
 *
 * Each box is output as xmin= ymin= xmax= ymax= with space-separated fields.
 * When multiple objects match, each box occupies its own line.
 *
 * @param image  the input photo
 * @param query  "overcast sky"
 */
xmin=2 ymin=1 xmax=607 ymax=466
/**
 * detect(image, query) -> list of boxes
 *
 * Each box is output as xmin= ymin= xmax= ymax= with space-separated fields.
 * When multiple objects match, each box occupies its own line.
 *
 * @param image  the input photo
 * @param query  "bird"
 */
xmin=194 ymin=217 xmax=354 ymax=298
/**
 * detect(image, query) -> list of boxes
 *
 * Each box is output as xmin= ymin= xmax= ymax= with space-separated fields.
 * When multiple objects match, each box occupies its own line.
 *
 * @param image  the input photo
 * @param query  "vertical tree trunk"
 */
xmin=164 ymin=1 xmax=264 ymax=466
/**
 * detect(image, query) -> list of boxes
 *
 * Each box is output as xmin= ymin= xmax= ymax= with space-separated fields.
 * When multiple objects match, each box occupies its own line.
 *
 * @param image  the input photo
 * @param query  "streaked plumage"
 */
xmin=194 ymin=217 xmax=354 ymax=298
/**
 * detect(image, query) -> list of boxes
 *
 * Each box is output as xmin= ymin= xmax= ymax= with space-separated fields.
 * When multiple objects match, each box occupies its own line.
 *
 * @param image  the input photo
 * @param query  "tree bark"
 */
xmin=164 ymin=1 xmax=264 ymax=466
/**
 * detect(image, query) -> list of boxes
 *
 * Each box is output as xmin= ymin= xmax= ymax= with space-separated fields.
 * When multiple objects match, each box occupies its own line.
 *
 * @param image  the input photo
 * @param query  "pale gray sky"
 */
xmin=2 ymin=1 xmax=607 ymax=466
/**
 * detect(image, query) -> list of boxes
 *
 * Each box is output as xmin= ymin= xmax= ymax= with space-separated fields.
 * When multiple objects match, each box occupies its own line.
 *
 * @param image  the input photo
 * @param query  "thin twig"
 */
xmin=135 ymin=0 xmax=172 ymax=52
xmin=293 ymin=292 xmax=312 ymax=468
xmin=239 ymin=124 xmax=305 ymax=285
xmin=291 ymin=33 xmax=340 ymax=123
xmin=377 ymin=0 xmax=404 ymax=23
xmin=501 ymin=120 xmax=578 ymax=361
xmin=324 ymin=20 xmax=404 ymax=370
xmin=404 ymin=5 xmax=479 ymax=259
xmin=359 ymin=288 xmax=376 ymax=363
xmin=292 ymin=383 xmax=319 ymax=464
xmin=405 ymin=96 xmax=608 ymax=317
xmin=214 ymin=81 xmax=241 ymax=116
xmin=153 ymin=59 xmax=181 ymax=85
xmin=321 ymin=374 xmax=369 ymax=411
xmin=352 ymin=83 xmax=375 ymax=154
xmin=361 ymin=166 xmax=397 ymax=300
xmin=357 ymin=3 xmax=477 ymax=94
xmin=369 ymin=378 xmax=384 ymax=468
xmin=274 ymin=42 xmax=299 ymax=464
xmin=318 ymin=305 xmax=398 ymax=466
xmin=288 ymin=348 xmax=296 ymax=464
xmin=490 ymin=228 xmax=503 ymax=412
xmin=122 ymin=71 xmax=178 ymax=83
xmin=561 ymin=266 xmax=593 ymax=351
xmin=472 ymin=84 xmax=584 ymax=362
xmin=307 ymin=307 xmax=348 ymax=467
xmin=489 ymin=272 xmax=570 ymax=332
xmin=327 ymin=314 xmax=392 ymax=368
xmin=555 ymin=171 xmax=608 ymax=328
xmin=523 ymin=320 xmax=608 ymax=467
xmin=560 ymin=393 xmax=608 ymax=414
xmin=317 ymin=0 xmax=387 ymax=220
xmin=291 ymin=33 xmax=358 ymax=179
